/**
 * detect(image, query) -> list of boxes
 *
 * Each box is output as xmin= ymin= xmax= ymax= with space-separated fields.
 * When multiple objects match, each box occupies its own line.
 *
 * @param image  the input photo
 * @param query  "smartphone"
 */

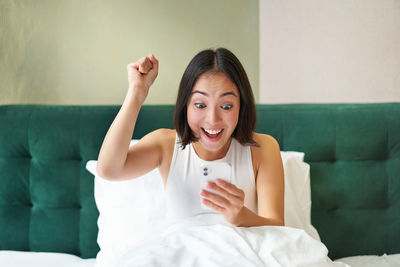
xmin=200 ymin=162 xmax=232 ymax=210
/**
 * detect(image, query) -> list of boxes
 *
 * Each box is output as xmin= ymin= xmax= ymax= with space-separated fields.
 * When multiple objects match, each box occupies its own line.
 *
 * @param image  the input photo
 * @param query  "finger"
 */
xmin=215 ymin=179 xmax=244 ymax=198
xmin=148 ymin=53 xmax=159 ymax=73
xmin=147 ymin=54 xmax=159 ymax=81
xmin=205 ymin=181 xmax=239 ymax=202
xmin=138 ymin=57 xmax=153 ymax=74
xmin=127 ymin=62 xmax=140 ymax=71
xmin=201 ymin=198 xmax=225 ymax=213
xmin=200 ymin=189 xmax=230 ymax=207
xmin=206 ymin=182 xmax=244 ymax=207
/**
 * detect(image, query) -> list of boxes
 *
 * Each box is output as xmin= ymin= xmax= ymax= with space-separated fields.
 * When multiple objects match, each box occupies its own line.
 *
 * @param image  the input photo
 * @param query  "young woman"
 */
xmin=97 ymin=48 xmax=284 ymax=227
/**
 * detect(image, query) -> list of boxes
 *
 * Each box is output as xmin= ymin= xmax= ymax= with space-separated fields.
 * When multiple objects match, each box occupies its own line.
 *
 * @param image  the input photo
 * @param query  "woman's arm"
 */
xmin=251 ymin=134 xmax=285 ymax=226
xmin=96 ymin=54 xmax=160 ymax=181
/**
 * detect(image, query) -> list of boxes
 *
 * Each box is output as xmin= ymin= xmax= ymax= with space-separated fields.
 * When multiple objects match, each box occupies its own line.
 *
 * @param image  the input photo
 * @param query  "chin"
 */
xmin=198 ymin=131 xmax=231 ymax=152
xmin=199 ymin=140 xmax=225 ymax=152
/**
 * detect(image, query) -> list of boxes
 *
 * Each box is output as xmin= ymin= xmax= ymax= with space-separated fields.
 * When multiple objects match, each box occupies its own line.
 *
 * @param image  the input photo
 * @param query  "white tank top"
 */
xmin=164 ymin=135 xmax=258 ymax=223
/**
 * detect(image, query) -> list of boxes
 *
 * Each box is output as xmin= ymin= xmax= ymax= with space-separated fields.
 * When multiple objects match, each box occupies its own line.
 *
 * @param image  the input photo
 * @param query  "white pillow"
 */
xmin=86 ymin=140 xmax=165 ymax=267
xmin=281 ymin=151 xmax=320 ymax=241
xmin=86 ymin=142 xmax=319 ymax=266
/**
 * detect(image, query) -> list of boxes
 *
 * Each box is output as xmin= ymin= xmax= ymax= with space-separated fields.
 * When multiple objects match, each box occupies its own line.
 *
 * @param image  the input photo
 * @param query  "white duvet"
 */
xmin=114 ymin=216 xmax=349 ymax=267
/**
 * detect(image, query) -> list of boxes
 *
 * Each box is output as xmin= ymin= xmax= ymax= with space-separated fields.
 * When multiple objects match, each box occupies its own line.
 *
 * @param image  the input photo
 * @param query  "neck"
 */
xmin=192 ymin=138 xmax=232 ymax=161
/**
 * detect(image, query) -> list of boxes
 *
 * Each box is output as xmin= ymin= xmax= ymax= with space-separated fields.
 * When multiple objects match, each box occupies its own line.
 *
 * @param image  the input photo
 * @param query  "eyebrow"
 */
xmin=192 ymin=90 xmax=237 ymax=97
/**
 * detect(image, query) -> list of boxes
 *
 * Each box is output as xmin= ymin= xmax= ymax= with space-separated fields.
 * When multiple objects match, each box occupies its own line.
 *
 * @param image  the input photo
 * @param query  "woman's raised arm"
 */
xmin=96 ymin=54 xmax=159 ymax=180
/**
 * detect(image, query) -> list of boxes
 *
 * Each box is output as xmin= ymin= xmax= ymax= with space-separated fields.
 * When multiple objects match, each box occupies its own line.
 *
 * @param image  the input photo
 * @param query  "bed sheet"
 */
xmin=334 ymin=253 xmax=400 ymax=267
xmin=1 ymin=250 xmax=400 ymax=267
xmin=0 ymin=251 xmax=95 ymax=267
xmin=113 ymin=216 xmax=349 ymax=267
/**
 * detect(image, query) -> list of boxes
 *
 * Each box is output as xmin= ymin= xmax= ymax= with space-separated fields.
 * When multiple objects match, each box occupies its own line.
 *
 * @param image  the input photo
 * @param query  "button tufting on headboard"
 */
xmin=0 ymin=104 xmax=399 ymax=260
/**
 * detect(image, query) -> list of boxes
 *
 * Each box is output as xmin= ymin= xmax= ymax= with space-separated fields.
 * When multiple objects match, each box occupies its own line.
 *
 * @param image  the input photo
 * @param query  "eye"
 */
xmin=221 ymin=104 xmax=233 ymax=110
xmin=195 ymin=103 xmax=206 ymax=109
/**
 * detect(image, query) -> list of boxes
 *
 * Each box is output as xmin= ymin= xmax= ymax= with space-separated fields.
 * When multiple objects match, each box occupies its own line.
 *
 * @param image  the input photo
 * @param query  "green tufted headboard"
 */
xmin=0 ymin=103 xmax=399 ymax=260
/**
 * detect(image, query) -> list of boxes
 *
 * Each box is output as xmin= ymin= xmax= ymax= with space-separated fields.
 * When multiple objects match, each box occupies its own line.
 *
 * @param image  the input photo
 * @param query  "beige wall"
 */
xmin=260 ymin=0 xmax=400 ymax=103
xmin=1 ymin=0 xmax=259 ymax=105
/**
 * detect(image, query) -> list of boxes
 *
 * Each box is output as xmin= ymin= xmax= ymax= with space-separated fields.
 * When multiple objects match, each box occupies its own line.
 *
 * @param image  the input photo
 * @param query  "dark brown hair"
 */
xmin=174 ymin=48 xmax=257 ymax=149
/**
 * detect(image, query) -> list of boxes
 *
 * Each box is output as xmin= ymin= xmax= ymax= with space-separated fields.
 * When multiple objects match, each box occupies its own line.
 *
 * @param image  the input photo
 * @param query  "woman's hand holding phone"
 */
xmin=126 ymin=54 xmax=159 ymax=105
xmin=199 ymin=162 xmax=246 ymax=225
xmin=200 ymin=179 xmax=246 ymax=225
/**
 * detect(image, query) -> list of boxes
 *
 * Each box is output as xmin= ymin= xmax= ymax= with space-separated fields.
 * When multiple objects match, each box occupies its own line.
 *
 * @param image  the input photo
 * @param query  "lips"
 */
xmin=201 ymin=128 xmax=224 ymax=140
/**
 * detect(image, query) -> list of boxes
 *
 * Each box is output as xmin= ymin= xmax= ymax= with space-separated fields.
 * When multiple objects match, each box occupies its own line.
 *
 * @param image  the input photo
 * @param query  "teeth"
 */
xmin=204 ymin=128 xmax=222 ymax=135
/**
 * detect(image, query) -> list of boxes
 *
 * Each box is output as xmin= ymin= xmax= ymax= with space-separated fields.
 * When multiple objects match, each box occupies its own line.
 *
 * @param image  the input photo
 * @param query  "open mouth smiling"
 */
xmin=201 ymin=128 xmax=224 ymax=138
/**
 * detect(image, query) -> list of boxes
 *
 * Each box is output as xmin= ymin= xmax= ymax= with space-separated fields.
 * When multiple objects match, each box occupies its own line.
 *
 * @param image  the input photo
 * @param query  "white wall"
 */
xmin=260 ymin=0 xmax=400 ymax=103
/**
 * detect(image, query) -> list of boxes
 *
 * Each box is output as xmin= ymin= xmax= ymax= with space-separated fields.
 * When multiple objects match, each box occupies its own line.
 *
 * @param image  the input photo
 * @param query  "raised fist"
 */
xmin=126 ymin=54 xmax=159 ymax=104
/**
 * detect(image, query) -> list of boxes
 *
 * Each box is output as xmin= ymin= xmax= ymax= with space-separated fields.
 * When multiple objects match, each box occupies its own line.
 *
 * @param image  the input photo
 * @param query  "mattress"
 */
xmin=0 ymin=251 xmax=96 ymax=267
xmin=335 ymin=253 xmax=400 ymax=267
xmin=1 ymin=251 xmax=399 ymax=267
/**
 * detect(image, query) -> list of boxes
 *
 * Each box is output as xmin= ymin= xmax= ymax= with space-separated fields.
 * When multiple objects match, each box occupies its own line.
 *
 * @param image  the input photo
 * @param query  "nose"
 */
xmin=206 ymin=106 xmax=221 ymax=124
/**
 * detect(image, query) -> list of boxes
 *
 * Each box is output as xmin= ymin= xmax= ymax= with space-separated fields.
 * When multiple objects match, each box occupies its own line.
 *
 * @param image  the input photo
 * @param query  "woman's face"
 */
xmin=187 ymin=72 xmax=240 ymax=158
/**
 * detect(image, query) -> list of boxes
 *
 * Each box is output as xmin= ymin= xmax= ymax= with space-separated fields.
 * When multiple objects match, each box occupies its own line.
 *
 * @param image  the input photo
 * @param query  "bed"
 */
xmin=0 ymin=103 xmax=399 ymax=266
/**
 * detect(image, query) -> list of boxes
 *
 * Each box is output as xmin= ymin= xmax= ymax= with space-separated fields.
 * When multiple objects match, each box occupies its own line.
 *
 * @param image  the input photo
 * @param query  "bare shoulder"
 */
xmin=138 ymin=128 xmax=175 ymax=146
xmin=154 ymin=128 xmax=176 ymax=151
xmin=146 ymin=128 xmax=176 ymax=141
xmin=250 ymin=133 xmax=281 ymax=175
xmin=138 ymin=128 xmax=175 ymax=156
xmin=251 ymin=133 xmax=281 ymax=153
xmin=125 ymin=129 xmax=175 ymax=161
